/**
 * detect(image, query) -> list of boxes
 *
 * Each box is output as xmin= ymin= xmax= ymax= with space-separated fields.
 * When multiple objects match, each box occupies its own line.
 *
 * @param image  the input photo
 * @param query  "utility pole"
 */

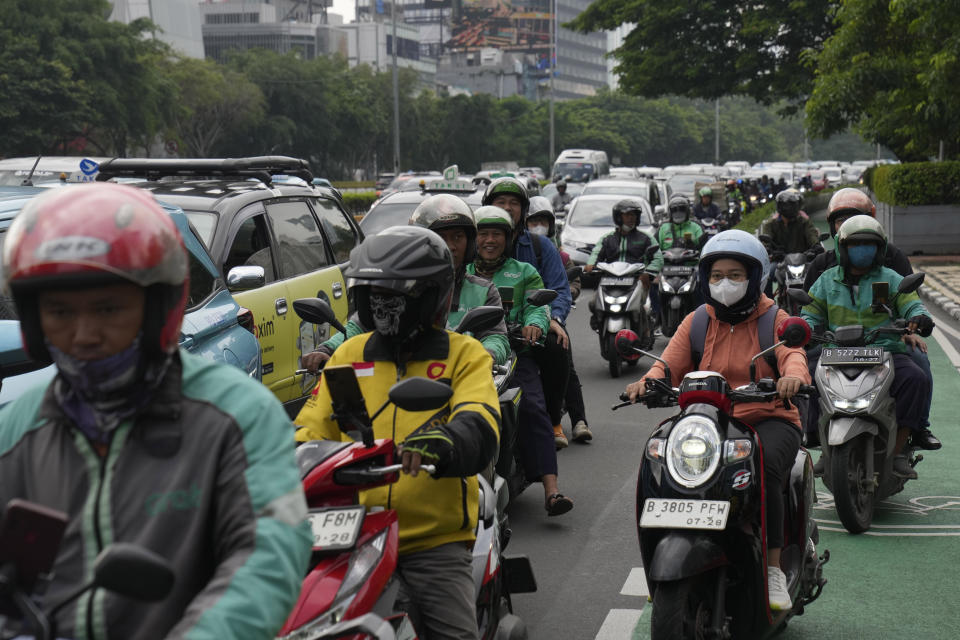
xmin=714 ymin=98 xmax=720 ymax=165
xmin=549 ymin=0 xmax=556 ymax=170
xmin=392 ymin=0 xmax=400 ymax=175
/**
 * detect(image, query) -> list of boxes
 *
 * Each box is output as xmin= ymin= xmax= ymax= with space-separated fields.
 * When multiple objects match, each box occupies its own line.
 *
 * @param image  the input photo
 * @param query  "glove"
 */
xmin=401 ymin=428 xmax=454 ymax=474
xmin=805 ymin=246 xmax=823 ymax=260
xmin=909 ymin=315 xmax=934 ymax=338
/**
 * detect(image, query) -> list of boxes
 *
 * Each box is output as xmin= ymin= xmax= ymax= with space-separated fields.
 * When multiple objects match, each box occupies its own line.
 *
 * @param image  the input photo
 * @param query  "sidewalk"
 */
xmin=909 ymin=256 xmax=960 ymax=322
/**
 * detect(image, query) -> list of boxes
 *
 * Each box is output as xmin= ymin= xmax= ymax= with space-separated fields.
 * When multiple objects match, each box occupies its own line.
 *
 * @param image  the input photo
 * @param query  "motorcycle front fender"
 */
xmin=827 ymin=416 xmax=879 ymax=446
xmin=646 ymin=532 xmax=729 ymax=583
xmin=669 ymin=295 xmax=682 ymax=309
xmin=606 ymin=316 xmax=627 ymax=334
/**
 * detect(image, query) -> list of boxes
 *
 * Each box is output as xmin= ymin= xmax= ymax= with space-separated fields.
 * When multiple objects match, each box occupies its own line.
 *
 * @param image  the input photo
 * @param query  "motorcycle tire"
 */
xmin=650 ymin=573 xmax=720 ymax=640
xmin=607 ymin=334 xmax=623 ymax=378
xmin=830 ymin=435 xmax=875 ymax=533
xmin=661 ymin=307 xmax=680 ymax=338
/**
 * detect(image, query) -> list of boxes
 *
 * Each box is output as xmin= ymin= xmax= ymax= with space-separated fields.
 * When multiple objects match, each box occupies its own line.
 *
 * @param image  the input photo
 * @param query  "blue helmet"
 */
xmin=698 ymin=230 xmax=770 ymax=314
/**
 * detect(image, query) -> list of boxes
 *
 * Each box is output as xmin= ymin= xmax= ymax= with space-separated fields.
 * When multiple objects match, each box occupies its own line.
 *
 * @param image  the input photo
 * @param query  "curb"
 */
xmin=918 ymin=284 xmax=960 ymax=321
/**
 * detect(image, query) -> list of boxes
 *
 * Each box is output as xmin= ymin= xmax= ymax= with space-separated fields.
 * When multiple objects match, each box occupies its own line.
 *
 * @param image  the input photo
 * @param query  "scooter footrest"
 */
xmin=503 ymin=555 xmax=537 ymax=594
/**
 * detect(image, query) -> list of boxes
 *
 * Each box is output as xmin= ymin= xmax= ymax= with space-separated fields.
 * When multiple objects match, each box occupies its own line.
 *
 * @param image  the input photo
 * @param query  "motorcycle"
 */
xmin=611 ymin=321 xmax=828 ymax=640
xmin=658 ymin=246 xmax=699 ymax=338
xmin=286 ymin=300 xmax=535 ymax=640
xmin=591 ymin=257 xmax=657 ymax=378
xmin=0 ymin=500 xmax=174 ymax=640
xmin=761 ymin=233 xmax=829 ymax=316
xmin=698 ymin=217 xmax=723 ymax=240
xmin=787 ymin=274 xmax=926 ymax=534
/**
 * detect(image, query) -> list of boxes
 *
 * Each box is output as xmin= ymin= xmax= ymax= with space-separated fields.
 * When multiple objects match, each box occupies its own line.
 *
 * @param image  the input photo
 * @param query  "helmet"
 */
xmin=836 ymin=215 xmax=886 ymax=271
xmin=409 ymin=194 xmax=477 ymax=265
xmin=2 ymin=183 xmax=188 ymax=363
xmin=827 ymin=188 xmax=876 ymax=236
xmin=698 ymin=186 xmax=713 ymax=198
xmin=556 ymin=179 xmax=567 ymax=189
xmin=612 ymin=198 xmax=645 ymax=227
xmin=344 ymin=225 xmax=455 ymax=343
xmin=482 ymin=177 xmax=530 ymax=219
xmin=726 ymin=180 xmax=736 ymax=189
xmin=526 ymin=196 xmax=556 ymax=238
xmin=526 ymin=176 xmax=541 ymax=197
xmin=698 ymin=230 xmax=770 ymax=314
xmin=474 ymin=205 xmax=515 ymax=236
xmin=667 ymin=195 xmax=691 ymax=223
xmin=775 ymin=188 xmax=803 ymax=219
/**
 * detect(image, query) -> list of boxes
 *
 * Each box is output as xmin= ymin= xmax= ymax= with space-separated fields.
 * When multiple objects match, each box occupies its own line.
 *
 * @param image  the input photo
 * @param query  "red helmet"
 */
xmin=2 ymin=183 xmax=189 ymax=363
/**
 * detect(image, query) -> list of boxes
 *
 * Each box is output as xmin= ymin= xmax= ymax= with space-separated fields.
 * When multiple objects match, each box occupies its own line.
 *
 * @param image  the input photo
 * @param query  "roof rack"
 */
xmin=95 ymin=156 xmax=314 ymax=186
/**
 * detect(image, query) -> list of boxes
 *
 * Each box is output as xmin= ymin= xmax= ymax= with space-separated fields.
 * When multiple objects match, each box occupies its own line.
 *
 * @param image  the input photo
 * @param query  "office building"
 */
xmin=109 ymin=0 xmax=205 ymax=58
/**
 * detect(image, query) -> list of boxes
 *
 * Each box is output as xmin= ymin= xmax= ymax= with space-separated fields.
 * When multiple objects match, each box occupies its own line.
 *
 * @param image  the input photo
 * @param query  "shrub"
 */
xmin=865 ymin=162 xmax=960 ymax=206
xmin=333 ymin=181 xmax=376 ymax=189
xmin=734 ymin=188 xmax=838 ymax=234
xmin=341 ymin=191 xmax=378 ymax=216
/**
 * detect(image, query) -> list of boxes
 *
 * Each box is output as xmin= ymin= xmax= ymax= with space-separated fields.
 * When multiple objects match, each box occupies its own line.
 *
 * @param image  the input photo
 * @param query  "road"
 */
xmin=504 ymin=287 xmax=960 ymax=639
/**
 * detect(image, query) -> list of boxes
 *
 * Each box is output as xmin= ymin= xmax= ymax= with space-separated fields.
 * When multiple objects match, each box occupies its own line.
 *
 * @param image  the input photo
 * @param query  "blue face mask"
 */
xmin=847 ymin=244 xmax=877 ymax=269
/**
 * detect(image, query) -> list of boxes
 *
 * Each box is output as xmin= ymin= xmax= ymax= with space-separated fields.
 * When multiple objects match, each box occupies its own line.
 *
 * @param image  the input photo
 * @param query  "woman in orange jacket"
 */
xmin=625 ymin=230 xmax=810 ymax=612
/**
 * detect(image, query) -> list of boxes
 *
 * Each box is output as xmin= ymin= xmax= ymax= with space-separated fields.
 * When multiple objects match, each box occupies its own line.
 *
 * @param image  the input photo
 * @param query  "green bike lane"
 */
xmin=629 ymin=212 xmax=960 ymax=638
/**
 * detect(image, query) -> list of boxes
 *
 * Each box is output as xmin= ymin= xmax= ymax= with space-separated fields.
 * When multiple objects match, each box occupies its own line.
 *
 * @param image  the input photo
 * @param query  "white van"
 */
xmin=552 ymin=149 xmax=609 ymax=183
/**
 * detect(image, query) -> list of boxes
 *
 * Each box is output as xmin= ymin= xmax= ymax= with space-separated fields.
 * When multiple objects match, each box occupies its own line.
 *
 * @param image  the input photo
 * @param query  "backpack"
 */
xmin=689 ymin=304 xmax=781 ymax=379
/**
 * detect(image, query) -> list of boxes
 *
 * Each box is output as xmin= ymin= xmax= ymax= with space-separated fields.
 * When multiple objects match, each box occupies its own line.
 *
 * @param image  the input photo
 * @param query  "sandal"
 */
xmin=545 ymin=493 xmax=574 ymax=517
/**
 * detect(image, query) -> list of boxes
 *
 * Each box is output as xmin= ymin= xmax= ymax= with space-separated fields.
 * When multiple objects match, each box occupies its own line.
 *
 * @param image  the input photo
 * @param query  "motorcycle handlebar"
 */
xmin=368 ymin=463 xmax=436 ymax=476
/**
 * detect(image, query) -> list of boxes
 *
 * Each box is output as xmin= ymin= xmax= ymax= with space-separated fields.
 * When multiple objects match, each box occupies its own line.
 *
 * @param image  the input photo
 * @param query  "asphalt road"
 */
xmin=504 ymin=286 xmax=960 ymax=640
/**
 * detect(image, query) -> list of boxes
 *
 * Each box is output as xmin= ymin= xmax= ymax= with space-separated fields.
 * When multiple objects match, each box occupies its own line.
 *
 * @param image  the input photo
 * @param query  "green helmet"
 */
xmin=474 ymin=205 xmax=514 ymax=236
xmin=409 ymin=194 xmax=477 ymax=265
xmin=699 ymin=186 xmax=713 ymax=198
xmin=836 ymin=214 xmax=887 ymax=270
xmin=482 ymin=177 xmax=530 ymax=219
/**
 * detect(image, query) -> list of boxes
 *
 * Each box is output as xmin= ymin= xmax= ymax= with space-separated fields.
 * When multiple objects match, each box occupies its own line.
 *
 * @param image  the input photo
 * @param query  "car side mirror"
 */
xmin=226 ymin=266 xmax=265 ymax=292
xmin=454 ymin=305 xmax=504 ymax=336
xmin=388 ymin=377 xmax=453 ymax=412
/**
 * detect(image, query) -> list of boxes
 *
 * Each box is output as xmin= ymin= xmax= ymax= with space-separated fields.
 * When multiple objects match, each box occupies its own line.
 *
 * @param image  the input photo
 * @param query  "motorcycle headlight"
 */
xmin=820 ymin=364 xmax=887 ymax=411
xmin=605 ymin=295 xmax=629 ymax=304
xmin=678 ymin=280 xmax=693 ymax=293
xmin=787 ymin=265 xmax=805 ymax=277
xmin=609 ymin=304 xmax=623 ymax=313
xmin=666 ymin=416 xmax=722 ymax=488
xmin=660 ymin=279 xmax=675 ymax=293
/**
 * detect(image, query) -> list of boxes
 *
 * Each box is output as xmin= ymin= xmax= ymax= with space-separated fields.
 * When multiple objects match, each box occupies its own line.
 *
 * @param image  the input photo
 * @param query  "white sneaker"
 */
xmin=767 ymin=566 xmax=793 ymax=611
xmin=572 ymin=420 xmax=593 ymax=442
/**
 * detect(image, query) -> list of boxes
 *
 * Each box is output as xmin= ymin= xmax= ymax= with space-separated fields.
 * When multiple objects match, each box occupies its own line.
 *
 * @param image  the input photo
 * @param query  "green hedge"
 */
xmin=341 ymin=191 xmax=378 ymax=216
xmin=333 ymin=180 xmax=376 ymax=189
xmin=863 ymin=162 xmax=960 ymax=206
xmin=734 ymin=188 xmax=838 ymax=234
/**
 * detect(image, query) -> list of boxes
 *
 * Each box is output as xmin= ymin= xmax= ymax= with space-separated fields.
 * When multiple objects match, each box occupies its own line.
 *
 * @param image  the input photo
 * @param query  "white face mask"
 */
xmin=529 ymin=224 xmax=549 ymax=236
xmin=620 ymin=223 xmax=635 ymax=234
xmin=709 ymin=278 xmax=749 ymax=306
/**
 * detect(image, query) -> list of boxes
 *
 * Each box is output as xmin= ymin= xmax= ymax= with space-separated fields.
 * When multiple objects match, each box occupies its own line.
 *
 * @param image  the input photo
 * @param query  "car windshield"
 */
xmin=541 ymin=182 xmax=584 ymax=200
xmin=184 ymin=211 xmax=219 ymax=248
xmin=581 ymin=184 xmax=647 ymax=197
xmin=554 ymin=162 xmax=594 ymax=182
xmin=666 ymin=174 xmax=705 ymax=194
xmin=568 ymin=198 xmax=652 ymax=227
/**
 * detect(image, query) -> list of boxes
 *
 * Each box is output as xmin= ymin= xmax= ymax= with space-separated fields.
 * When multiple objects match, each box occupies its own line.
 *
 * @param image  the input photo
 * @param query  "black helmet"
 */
xmin=775 ymin=188 xmax=803 ymax=219
xmin=556 ymin=179 xmax=567 ymax=189
xmin=482 ymin=176 xmax=530 ymax=219
xmin=667 ymin=195 xmax=691 ymax=224
xmin=526 ymin=196 xmax=556 ymax=238
xmin=612 ymin=198 xmax=645 ymax=227
xmin=526 ymin=176 xmax=541 ymax=197
xmin=344 ymin=226 xmax=455 ymax=345
xmin=409 ymin=194 xmax=477 ymax=266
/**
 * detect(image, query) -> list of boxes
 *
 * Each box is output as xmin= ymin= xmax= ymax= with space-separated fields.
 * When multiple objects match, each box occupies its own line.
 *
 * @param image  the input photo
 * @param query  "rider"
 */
xmin=302 ymin=194 xmax=509 ymax=371
xmin=657 ymin=195 xmax=704 ymax=250
xmin=295 ymin=225 xmax=501 ymax=640
xmin=0 ymin=184 xmax=311 ymax=638
xmin=467 ymin=206 xmax=574 ymax=514
xmin=692 ymin=186 xmax=721 ymax=222
xmin=585 ymin=198 xmax=663 ymax=339
xmin=625 ymin=230 xmax=811 ymax=612
xmin=801 ymin=215 xmax=935 ymax=478
xmin=527 ymin=195 xmax=593 ymax=444
xmin=550 ymin=178 xmax=573 ymax=212
xmin=760 ymin=188 xmax=821 ymax=296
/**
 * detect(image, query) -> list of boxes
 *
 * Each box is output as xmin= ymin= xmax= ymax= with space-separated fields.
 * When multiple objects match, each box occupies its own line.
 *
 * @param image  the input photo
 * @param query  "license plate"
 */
xmin=640 ymin=499 xmax=729 ymax=530
xmin=308 ymin=506 xmax=365 ymax=550
xmin=600 ymin=276 xmax=636 ymax=286
xmin=662 ymin=266 xmax=693 ymax=276
xmin=821 ymin=347 xmax=883 ymax=365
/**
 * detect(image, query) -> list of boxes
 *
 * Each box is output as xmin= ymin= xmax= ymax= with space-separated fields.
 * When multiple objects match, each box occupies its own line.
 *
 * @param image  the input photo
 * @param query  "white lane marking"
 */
xmin=595 ymin=609 xmax=645 ymax=640
xmin=932 ymin=326 xmax=960 ymax=371
xmin=933 ymin=314 xmax=960 ymax=341
xmin=815 ymin=518 xmax=960 ymax=529
xmin=620 ymin=567 xmax=650 ymax=597
xmin=818 ymin=525 xmax=960 ymax=536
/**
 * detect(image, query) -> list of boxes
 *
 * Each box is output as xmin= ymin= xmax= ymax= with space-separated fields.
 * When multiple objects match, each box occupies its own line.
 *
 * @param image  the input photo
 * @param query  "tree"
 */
xmin=806 ymin=0 xmax=960 ymax=160
xmin=568 ymin=0 xmax=835 ymax=112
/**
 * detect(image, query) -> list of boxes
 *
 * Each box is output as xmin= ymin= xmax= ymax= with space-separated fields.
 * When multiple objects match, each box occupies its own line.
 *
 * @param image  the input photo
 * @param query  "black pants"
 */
xmin=565 ymin=347 xmax=587 ymax=426
xmin=753 ymin=420 xmax=802 ymax=549
xmin=530 ymin=332 xmax=570 ymax=426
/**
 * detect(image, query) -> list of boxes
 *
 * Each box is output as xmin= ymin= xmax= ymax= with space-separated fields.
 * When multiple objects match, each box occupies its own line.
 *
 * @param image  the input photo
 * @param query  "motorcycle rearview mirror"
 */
xmin=645 ymin=245 xmax=659 ymax=260
xmin=777 ymin=317 xmax=811 ymax=348
xmin=567 ymin=266 xmax=583 ymax=281
xmin=615 ymin=329 xmax=672 ymax=381
xmin=819 ymin=232 xmax=831 ymax=242
xmin=388 ymin=377 xmax=453 ymax=412
xmin=787 ymin=288 xmax=813 ymax=306
xmin=454 ymin=305 xmax=503 ymax=335
xmin=898 ymin=272 xmax=925 ymax=294
xmin=758 ymin=233 xmax=773 ymax=245
xmin=292 ymin=298 xmax=347 ymax=335
xmin=525 ymin=289 xmax=557 ymax=307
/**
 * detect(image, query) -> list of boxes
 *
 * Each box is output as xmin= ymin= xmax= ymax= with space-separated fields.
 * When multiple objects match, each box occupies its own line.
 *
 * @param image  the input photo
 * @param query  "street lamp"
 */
xmin=549 ymin=0 xmax=556 ymax=169
xmin=392 ymin=0 xmax=401 ymax=174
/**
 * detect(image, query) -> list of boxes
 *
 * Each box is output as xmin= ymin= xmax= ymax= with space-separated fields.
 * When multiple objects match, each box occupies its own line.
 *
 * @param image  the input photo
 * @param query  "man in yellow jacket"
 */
xmin=295 ymin=225 xmax=500 ymax=640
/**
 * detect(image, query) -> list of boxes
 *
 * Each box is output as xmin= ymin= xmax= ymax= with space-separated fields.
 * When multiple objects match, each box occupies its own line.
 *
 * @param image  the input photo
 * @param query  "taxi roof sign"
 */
xmin=425 ymin=166 xmax=474 ymax=193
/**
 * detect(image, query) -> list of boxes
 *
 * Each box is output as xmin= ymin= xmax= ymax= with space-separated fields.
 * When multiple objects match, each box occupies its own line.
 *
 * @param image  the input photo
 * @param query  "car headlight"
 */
xmin=666 ymin=415 xmax=721 ymax=488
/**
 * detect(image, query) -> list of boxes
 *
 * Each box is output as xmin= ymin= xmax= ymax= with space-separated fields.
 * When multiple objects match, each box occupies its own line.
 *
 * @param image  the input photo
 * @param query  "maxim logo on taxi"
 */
xmin=427 ymin=362 xmax=446 ymax=379
xmin=35 ymin=236 xmax=109 ymax=261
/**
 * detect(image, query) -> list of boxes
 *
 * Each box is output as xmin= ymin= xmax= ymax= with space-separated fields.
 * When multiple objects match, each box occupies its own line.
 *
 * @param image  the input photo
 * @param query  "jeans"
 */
xmin=904 ymin=344 xmax=933 ymax=429
xmin=891 ymin=353 xmax=931 ymax=433
xmin=515 ymin=353 xmax=558 ymax=479
xmin=530 ymin=332 xmax=570 ymax=427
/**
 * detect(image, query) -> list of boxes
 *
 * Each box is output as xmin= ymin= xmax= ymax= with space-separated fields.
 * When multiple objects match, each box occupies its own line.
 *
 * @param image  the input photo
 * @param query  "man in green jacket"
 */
xmin=657 ymin=195 xmax=704 ymax=251
xmin=801 ymin=215 xmax=936 ymax=478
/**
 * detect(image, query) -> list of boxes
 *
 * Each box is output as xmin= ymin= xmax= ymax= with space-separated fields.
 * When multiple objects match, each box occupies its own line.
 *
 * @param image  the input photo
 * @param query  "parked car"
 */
xmin=379 ymin=171 xmax=442 ymax=199
xmin=374 ymin=172 xmax=396 ymax=194
xmin=360 ymin=173 xmax=484 ymax=237
xmin=0 ymin=156 xmax=108 ymax=186
xmin=0 ymin=185 xmax=262 ymax=407
xmin=98 ymin=156 xmax=363 ymax=415
xmin=559 ymin=194 xmax=655 ymax=277
xmin=580 ymin=178 xmax=666 ymax=210
xmin=667 ymin=172 xmax=720 ymax=199
xmin=518 ymin=166 xmax=546 ymax=181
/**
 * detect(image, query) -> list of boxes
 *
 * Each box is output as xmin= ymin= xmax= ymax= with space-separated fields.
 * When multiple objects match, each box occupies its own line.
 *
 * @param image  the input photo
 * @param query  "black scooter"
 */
xmin=612 ymin=321 xmax=828 ymax=640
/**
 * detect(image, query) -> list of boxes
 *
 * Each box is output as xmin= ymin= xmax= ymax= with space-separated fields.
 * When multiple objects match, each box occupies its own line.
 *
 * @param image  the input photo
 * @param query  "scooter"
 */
xmin=658 ymin=246 xmax=699 ymax=338
xmin=0 ymin=500 xmax=174 ymax=640
xmin=787 ymin=274 xmax=925 ymax=534
xmin=761 ymin=233 xmax=829 ymax=316
xmin=612 ymin=322 xmax=829 ymax=640
xmin=698 ymin=217 xmax=723 ymax=240
xmin=590 ymin=259 xmax=656 ymax=378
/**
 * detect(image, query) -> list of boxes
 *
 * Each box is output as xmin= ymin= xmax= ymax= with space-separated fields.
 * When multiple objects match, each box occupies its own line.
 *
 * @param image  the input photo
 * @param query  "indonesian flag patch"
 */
xmin=352 ymin=362 xmax=375 ymax=377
